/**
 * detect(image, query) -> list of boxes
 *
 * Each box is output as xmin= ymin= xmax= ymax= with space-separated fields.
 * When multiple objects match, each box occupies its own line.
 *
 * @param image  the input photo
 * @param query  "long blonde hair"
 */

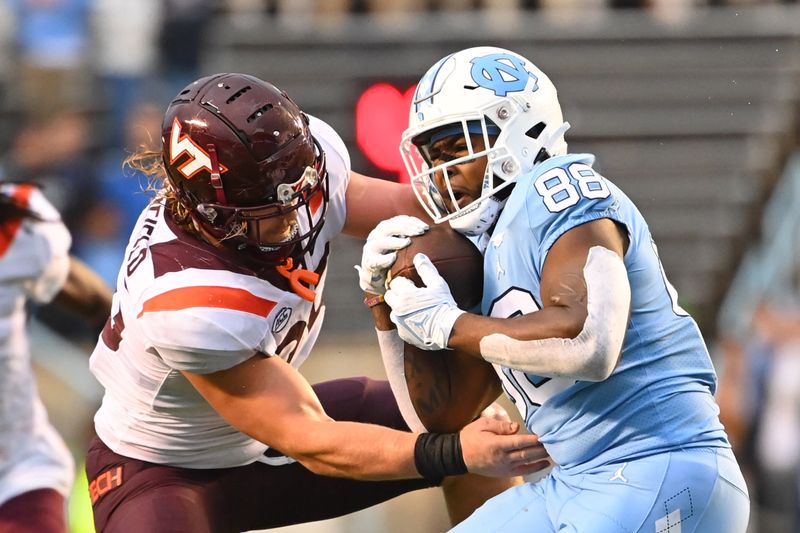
xmin=123 ymin=148 xmax=247 ymax=243
xmin=123 ymin=148 xmax=193 ymax=232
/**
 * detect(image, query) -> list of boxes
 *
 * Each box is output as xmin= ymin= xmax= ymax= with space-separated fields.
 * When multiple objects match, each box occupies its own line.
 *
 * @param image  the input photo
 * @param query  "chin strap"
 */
xmin=276 ymin=257 xmax=320 ymax=302
xmin=206 ymin=144 xmax=228 ymax=205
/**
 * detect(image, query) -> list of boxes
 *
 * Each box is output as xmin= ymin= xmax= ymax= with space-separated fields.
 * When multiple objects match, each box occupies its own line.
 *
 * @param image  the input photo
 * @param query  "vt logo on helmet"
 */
xmin=161 ymin=73 xmax=328 ymax=265
xmin=469 ymin=53 xmax=539 ymax=97
xmin=168 ymin=118 xmax=229 ymax=179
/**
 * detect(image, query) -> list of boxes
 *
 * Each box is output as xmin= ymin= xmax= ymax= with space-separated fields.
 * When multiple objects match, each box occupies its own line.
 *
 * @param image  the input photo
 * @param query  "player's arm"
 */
xmin=343 ymin=172 xmax=430 ymax=239
xmin=371 ymin=300 xmax=502 ymax=433
xmin=182 ymin=353 xmax=548 ymax=481
xmin=368 ymin=296 xmax=428 ymax=431
xmin=51 ymin=256 xmax=114 ymax=329
xmin=449 ymin=218 xmax=630 ymax=381
xmin=386 ymin=218 xmax=630 ymax=381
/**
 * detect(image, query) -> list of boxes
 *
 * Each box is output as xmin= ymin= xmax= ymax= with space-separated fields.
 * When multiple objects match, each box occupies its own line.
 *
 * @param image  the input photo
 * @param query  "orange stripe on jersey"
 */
xmin=137 ymin=286 xmax=277 ymax=318
xmin=309 ymin=189 xmax=323 ymax=215
xmin=0 ymin=184 xmax=35 ymax=258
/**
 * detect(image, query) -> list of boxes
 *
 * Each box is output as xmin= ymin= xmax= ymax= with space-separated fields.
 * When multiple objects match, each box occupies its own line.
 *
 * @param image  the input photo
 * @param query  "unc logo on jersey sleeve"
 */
xmin=470 ymin=54 xmax=538 ymax=97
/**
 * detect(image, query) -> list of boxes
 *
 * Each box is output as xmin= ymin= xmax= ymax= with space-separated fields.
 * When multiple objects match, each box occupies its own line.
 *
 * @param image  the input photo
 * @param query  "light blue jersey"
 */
xmin=452 ymin=446 xmax=749 ymax=533
xmin=481 ymin=153 xmax=730 ymax=472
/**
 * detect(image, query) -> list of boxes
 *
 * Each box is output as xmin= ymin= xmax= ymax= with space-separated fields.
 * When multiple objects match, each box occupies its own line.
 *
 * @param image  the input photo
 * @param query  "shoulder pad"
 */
xmin=137 ymin=277 xmax=279 ymax=374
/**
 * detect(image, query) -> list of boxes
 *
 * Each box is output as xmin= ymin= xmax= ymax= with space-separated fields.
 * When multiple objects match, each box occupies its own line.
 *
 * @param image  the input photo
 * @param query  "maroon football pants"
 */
xmin=0 ymin=488 xmax=66 ymax=533
xmin=86 ymin=377 xmax=438 ymax=533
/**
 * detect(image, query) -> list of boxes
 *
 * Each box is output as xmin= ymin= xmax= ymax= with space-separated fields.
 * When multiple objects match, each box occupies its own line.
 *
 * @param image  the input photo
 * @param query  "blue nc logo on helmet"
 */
xmin=470 ymin=53 xmax=538 ymax=97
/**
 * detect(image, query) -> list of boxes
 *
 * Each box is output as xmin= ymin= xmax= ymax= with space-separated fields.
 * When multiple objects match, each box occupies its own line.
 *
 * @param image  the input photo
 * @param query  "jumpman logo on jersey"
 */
xmin=496 ymin=258 xmax=505 ymax=280
xmin=610 ymin=463 xmax=628 ymax=483
xmin=491 ymin=231 xmax=505 ymax=247
xmin=491 ymin=232 xmax=506 ymax=279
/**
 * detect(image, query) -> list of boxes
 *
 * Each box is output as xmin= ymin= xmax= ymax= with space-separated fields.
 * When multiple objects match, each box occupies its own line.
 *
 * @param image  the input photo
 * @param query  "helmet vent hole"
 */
xmin=526 ymin=122 xmax=546 ymax=140
xmin=534 ymin=147 xmax=550 ymax=164
xmin=225 ymin=85 xmax=252 ymax=104
xmin=247 ymin=103 xmax=274 ymax=123
xmin=179 ymin=89 xmax=191 ymax=95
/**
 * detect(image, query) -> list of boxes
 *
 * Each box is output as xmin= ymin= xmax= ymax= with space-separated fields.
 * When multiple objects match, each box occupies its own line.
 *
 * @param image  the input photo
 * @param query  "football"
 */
xmin=388 ymin=223 xmax=483 ymax=310
xmin=388 ymin=223 xmax=501 ymax=433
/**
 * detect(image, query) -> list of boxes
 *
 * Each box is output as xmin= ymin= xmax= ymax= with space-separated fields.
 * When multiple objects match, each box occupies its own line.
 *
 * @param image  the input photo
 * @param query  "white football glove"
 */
xmin=384 ymin=253 xmax=465 ymax=351
xmin=355 ymin=215 xmax=428 ymax=295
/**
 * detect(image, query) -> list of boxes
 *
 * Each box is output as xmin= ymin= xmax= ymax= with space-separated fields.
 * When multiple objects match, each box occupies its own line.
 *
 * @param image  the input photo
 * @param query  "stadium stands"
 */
xmin=204 ymin=5 xmax=800 ymax=335
xmin=0 ymin=4 xmax=797 ymax=336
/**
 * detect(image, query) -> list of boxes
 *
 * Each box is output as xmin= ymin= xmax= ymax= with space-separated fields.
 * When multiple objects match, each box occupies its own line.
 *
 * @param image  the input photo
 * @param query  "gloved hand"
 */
xmin=384 ymin=253 xmax=465 ymax=350
xmin=355 ymin=215 xmax=428 ymax=295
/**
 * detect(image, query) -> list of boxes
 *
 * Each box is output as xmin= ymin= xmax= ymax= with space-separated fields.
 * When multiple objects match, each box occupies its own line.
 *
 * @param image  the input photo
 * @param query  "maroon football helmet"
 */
xmin=161 ymin=73 xmax=328 ymax=263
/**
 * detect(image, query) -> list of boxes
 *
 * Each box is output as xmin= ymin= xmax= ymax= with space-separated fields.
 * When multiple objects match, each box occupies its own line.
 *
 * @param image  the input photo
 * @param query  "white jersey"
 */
xmin=90 ymin=117 xmax=352 ymax=468
xmin=0 ymin=183 xmax=74 ymax=505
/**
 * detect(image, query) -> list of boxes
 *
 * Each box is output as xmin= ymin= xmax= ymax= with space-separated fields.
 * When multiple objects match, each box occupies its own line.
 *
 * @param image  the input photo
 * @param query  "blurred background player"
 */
xmin=84 ymin=73 xmax=548 ymax=532
xmin=0 ymin=182 xmax=112 ymax=533
xmin=382 ymin=46 xmax=750 ymax=532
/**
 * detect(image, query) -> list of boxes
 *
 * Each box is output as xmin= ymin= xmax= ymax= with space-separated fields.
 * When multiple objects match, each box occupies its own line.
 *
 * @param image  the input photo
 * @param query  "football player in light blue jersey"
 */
xmin=376 ymin=46 xmax=750 ymax=532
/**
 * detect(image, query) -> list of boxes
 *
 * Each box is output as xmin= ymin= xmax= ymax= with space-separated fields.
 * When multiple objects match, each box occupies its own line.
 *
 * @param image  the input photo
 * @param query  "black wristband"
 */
xmin=414 ymin=432 xmax=468 ymax=481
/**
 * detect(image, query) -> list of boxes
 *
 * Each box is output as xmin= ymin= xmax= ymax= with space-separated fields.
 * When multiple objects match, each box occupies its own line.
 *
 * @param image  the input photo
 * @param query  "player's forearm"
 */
xmin=450 ymin=247 xmax=629 ymax=381
xmin=451 ymin=308 xmax=614 ymax=381
xmin=371 ymin=297 xmax=431 ymax=432
xmin=368 ymin=294 xmax=395 ymax=331
xmin=282 ymin=419 xmax=420 ymax=480
xmin=343 ymin=173 xmax=430 ymax=238
xmin=449 ymin=305 xmax=584 ymax=357
xmin=53 ymin=256 xmax=113 ymax=328
xmin=219 ymin=389 xmax=422 ymax=480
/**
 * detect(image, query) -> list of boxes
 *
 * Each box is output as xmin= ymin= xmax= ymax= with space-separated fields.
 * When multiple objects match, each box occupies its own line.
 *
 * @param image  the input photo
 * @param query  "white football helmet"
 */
xmin=400 ymin=46 xmax=569 ymax=235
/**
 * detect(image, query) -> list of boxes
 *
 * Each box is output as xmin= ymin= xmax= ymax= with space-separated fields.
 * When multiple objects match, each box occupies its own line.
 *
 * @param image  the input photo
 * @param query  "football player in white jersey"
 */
xmin=84 ymin=73 xmax=550 ymax=532
xmin=0 ymin=183 xmax=112 ymax=533
xmin=376 ymin=47 xmax=750 ymax=532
